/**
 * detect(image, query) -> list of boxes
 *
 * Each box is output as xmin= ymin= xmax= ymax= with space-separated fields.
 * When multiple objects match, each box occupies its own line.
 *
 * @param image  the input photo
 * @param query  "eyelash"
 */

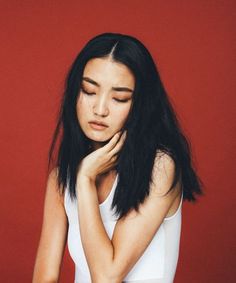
xmin=81 ymin=88 xmax=129 ymax=103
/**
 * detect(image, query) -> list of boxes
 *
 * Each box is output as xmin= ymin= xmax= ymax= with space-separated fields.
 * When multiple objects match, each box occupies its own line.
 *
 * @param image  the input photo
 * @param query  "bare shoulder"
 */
xmin=150 ymin=150 xmax=181 ymax=198
xmin=46 ymin=167 xmax=65 ymax=206
xmin=120 ymin=150 xmax=181 ymax=221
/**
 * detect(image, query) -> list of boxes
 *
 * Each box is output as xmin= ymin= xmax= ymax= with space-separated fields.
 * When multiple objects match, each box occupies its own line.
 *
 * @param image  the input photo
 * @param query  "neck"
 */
xmin=91 ymin=140 xmax=107 ymax=151
xmin=95 ymin=169 xmax=117 ymax=185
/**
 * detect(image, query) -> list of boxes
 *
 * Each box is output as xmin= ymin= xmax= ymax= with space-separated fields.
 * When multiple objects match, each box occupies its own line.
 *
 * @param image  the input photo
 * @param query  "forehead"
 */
xmin=83 ymin=58 xmax=135 ymax=87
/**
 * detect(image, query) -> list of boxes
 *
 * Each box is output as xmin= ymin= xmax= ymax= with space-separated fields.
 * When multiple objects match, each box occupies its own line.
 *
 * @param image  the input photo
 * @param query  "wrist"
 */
xmin=76 ymin=173 xmax=96 ymax=188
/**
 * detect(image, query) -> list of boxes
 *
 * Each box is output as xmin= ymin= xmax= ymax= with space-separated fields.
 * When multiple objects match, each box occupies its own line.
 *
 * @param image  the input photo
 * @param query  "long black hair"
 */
xmin=48 ymin=32 xmax=203 ymax=220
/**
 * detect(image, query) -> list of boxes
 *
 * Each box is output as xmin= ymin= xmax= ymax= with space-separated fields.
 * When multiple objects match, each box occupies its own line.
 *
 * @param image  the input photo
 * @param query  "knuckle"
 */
xmin=111 ymin=155 xmax=117 ymax=162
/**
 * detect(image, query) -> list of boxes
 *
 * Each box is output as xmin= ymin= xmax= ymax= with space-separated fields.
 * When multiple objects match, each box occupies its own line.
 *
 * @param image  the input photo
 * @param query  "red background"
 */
xmin=0 ymin=1 xmax=235 ymax=282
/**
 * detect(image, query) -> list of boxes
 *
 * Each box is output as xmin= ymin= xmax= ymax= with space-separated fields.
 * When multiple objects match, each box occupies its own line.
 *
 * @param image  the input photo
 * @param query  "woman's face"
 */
xmin=76 ymin=57 xmax=135 ymax=150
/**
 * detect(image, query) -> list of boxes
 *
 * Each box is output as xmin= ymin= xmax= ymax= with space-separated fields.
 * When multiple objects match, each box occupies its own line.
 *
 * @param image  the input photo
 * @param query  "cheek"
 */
xmin=77 ymin=94 xmax=90 ymax=114
xmin=76 ymin=96 xmax=86 ymax=125
xmin=112 ymin=104 xmax=132 ymax=125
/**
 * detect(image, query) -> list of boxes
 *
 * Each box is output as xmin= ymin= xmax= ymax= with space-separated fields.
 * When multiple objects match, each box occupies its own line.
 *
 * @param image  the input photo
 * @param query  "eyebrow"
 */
xmin=82 ymin=76 xmax=134 ymax=93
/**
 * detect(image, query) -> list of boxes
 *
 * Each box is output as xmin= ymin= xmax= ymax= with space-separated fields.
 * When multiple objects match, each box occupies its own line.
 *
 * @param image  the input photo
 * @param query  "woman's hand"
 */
xmin=77 ymin=130 xmax=127 ymax=183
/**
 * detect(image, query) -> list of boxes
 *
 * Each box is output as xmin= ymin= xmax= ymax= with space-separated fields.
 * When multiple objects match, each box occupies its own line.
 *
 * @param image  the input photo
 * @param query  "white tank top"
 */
xmin=64 ymin=174 xmax=183 ymax=283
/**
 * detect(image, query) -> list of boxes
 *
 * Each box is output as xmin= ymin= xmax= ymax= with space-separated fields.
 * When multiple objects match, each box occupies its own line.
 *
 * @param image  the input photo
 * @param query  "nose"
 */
xmin=93 ymin=95 xmax=109 ymax=117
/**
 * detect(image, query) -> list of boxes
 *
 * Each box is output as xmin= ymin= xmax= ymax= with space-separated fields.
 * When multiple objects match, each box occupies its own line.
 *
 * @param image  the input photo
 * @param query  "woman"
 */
xmin=33 ymin=32 xmax=203 ymax=283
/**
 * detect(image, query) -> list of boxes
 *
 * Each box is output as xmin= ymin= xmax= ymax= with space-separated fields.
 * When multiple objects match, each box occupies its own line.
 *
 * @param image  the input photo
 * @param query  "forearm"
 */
xmin=76 ymin=176 xmax=119 ymax=282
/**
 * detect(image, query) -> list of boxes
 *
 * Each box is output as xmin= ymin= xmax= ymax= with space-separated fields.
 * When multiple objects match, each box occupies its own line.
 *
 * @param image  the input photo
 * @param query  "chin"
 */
xmin=86 ymin=130 xmax=114 ymax=142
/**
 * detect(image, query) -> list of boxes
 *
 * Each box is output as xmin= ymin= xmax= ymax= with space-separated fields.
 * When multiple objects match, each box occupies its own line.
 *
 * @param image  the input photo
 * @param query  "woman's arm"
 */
xmin=32 ymin=168 xmax=68 ymax=283
xmin=77 ymin=152 xmax=181 ymax=283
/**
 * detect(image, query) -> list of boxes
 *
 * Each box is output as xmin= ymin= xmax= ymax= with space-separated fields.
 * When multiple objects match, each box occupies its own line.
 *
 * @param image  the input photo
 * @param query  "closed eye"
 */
xmin=81 ymin=87 xmax=95 ymax=95
xmin=81 ymin=87 xmax=130 ymax=103
xmin=113 ymin=98 xmax=130 ymax=103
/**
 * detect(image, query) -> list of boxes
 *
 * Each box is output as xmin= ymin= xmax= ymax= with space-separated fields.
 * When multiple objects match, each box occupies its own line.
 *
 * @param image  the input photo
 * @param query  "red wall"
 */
xmin=0 ymin=1 xmax=235 ymax=282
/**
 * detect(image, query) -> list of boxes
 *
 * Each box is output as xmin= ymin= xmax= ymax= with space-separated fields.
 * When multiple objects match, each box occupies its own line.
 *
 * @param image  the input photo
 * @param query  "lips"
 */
xmin=89 ymin=120 xmax=108 ymax=127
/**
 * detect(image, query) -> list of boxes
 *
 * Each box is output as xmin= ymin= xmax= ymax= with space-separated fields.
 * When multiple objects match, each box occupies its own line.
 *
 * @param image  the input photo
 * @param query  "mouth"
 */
xmin=88 ymin=122 xmax=108 ymax=130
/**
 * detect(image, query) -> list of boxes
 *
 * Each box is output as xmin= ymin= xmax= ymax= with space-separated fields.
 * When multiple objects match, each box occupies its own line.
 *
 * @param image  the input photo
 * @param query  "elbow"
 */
xmin=91 ymin=270 xmax=123 ymax=283
xmin=89 ymin=258 xmax=124 ymax=283
xmin=92 ymin=277 xmax=122 ymax=283
xmin=32 ymin=264 xmax=59 ymax=283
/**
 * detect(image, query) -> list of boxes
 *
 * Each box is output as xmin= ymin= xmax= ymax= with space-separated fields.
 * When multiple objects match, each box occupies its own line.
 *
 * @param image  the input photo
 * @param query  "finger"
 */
xmin=110 ymin=155 xmax=117 ymax=163
xmin=109 ymin=155 xmax=119 ymax=167
xmin=109 ymin=131 xmax=127 ymax=156
xmin=102 ymin=131 xmax=123 ymax=152
xmin=101 ymin=155 xmax=118 ymax=173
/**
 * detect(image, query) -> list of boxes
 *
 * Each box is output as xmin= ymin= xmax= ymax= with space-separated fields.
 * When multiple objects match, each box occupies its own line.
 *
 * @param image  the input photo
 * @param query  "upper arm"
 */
xmin=110 ymin=152 xmax=181 ymax=281
xmin=32 ymin=168 xmax=69 ymax=283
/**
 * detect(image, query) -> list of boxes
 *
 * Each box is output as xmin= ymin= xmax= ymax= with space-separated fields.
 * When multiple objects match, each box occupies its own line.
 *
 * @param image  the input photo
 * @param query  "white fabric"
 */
xmin=64 ymin=174 xmax=183 ymax=283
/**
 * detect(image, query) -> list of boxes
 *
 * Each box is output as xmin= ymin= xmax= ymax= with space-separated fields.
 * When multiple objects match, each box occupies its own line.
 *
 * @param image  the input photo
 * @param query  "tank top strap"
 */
xmin=99 ymin=173 xmax=118 ymax=208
